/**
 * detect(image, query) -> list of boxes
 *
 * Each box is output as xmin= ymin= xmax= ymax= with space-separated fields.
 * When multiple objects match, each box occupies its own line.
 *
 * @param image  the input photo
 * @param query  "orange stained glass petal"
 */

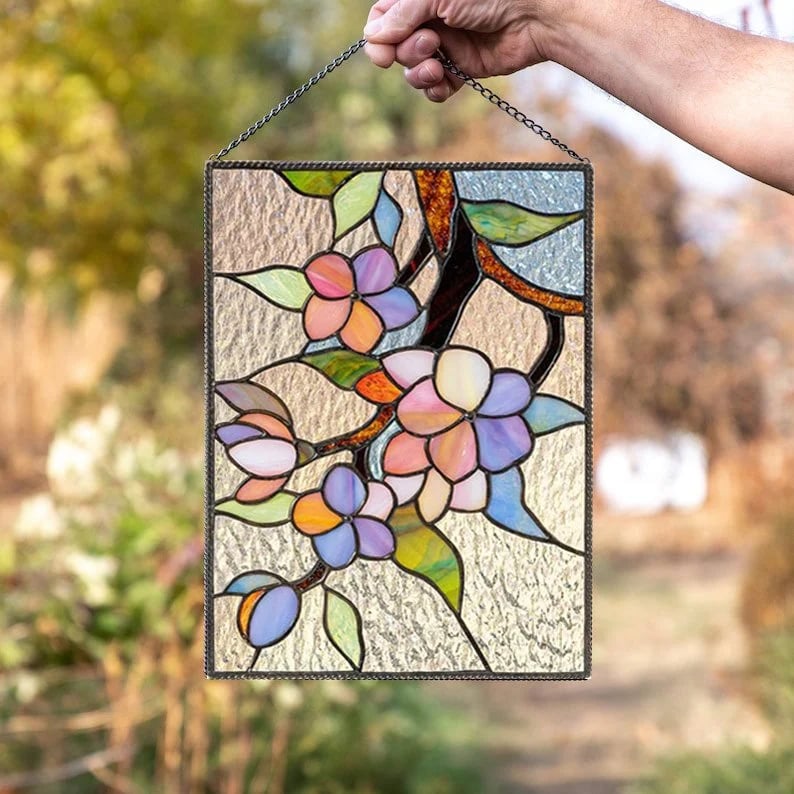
xmin=339 ymin=300 xmax=384 ymax=353
xmin=355 ymin=370 xmax=403 ymax=403
xmin=428 ymin=421 xmax=478 ymax=483
xmin=292 ymin=491 xmax=342 ymax=536
xmin=417 ymin=468 xmax=452 ymax=524
xmin=303 ymin=295 xmax=351 ymax=340
xmin=236 ymin=476 xmax=288 ymax=503
xmin=476 ymin=239 xmax=584 ymax=316
xmin=237 ymin=589 xmax=265 ymax=638
xmin=238 ymin=412 xmax=293 ymax=440
xmin=383 ymin=431 xmax=430 ymax=475
xmin=305 ymin=253 xmax=354 ymax=298
xmin=415 ymin=170 xmax=455 ymax=256
xmin=396 ymin=378 xmax=462 ymax=435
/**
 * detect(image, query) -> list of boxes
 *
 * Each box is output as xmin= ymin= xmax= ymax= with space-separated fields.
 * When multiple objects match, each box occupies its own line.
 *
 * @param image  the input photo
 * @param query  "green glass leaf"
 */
xmin=281 ymin=170 xmax=354 ymax=196
xmin=223 ymin=571 xmax=283 ymax=595
xmin=462 ymin=200 xmax=583 ymax=246
xmin=300 ymin=349 xmax=380 ymax=389
xmin=215 ymin=381 xmax=291 ymax=423
xmin=523 ymin=394 xmax=586 ymax=436
xmin=323 ymin=587 xmax=364 ymax=670
xmin=215 ymin=492 xmax=296 ymax=526
xmin=237 ymin=268 xmax=311 ymax=310
xmin=391 ymin=503 xmax=462 ymax=612
xmin=332 ymin=172 xmax=382 ymax=238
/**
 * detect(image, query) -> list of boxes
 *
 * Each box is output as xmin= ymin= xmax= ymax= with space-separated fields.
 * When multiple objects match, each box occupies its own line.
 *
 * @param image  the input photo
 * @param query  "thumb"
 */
xmin=364 ymin=0 xmax=439 ymax=44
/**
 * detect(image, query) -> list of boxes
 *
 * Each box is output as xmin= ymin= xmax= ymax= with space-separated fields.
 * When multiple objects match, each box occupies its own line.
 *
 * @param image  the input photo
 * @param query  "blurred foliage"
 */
xmin=634 ymin=509 xmax=794 ymax=794
xmin=0 ymin=393 xmax=484 ymax=790
xmin=741 ymin=507 xmax=794 ymax=640
xmin=0 ymin=0 xmax=475 ymax=311
xmin=631 ymin=745 xmax=794 ymax=794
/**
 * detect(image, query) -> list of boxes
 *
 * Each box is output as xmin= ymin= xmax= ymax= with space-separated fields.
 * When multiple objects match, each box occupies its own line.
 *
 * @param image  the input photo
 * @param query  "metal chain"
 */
xmin=214 ymin=38 xmax=589 ymax=164
xmin=437 ymin=54 xmax=589 ymax=164
xmin=213 ymin=39 xmax=368 ymax=159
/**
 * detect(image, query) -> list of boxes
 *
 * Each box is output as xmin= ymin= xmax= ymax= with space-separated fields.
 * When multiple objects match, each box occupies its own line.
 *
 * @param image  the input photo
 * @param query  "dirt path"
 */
xmin=432 ymin=538 xmax=770 ymax=793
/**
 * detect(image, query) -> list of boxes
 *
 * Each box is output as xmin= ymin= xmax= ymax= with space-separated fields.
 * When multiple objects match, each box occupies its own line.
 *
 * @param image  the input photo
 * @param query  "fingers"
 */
xmin=364 ymin=0 xmax=437 ymax=44
xmin=425 ymin=75 xmax=462 ymax=103
xmin=364 ymin=0 xmax=399 ymax=67
xmin=394 ymin=28 xmax=440 ymax=67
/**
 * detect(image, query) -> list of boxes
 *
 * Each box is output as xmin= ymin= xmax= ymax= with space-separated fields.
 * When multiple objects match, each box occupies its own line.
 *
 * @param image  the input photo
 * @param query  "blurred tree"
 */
xmin=0 ymin=0 xmax=471 ymax=310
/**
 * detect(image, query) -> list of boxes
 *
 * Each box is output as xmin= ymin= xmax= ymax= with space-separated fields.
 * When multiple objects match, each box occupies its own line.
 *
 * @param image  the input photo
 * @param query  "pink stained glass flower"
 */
xmin=216 ymin=412 xmax=298 ymax=503
xmin=302 ymin=247 xmax=420 ymax=354
xmin=292 ymin=465 xmax=396 ymax=569
xmin=381 ymin=346 xmax=534 ymax=523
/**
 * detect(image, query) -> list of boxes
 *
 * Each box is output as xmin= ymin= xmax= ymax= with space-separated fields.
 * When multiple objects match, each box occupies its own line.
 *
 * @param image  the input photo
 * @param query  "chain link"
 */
xmin=214 ymin=38 xmax=589 ymax=164
xmin=437 ymin=54 xmax=589 ymax=164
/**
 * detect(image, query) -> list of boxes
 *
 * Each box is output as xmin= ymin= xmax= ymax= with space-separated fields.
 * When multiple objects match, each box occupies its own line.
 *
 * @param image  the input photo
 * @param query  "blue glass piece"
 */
xmin=313 ymin=522 xmax=357 ymax=568
xmin=367 ymin=419 xmax=401 ymax=479
xmin=303 ymin=337 xmax=342 ymax=354
xmin=523 ymin=395 xmax=585 ymax=435
xmin=492 ymin=220 xmax=585 ymax=297
xmin=373 ymin=189 xmax=402 ymax=246
xmin=223 ymin=571 xmax=282 ymax=595
xmin=454 ymin=170 xmax=584 ymax=214
xmin=484 ymin=468 xmax=547 ymax=539
xmin=248 ymin=585 xmax=300 ymax=646
xmin=372 ymin=309 xmax=427 ymax=356
xmin=474 ymin=416 xmax=532 ymax=472
xmin=216 ymin=423 xmax=261 ymax=445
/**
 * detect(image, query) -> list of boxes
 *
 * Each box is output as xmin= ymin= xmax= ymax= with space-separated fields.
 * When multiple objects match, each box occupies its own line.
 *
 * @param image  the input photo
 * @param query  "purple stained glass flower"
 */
xmin=381 ymin=346 xmax=534 ymax=523
xmin=302 ymin=246 xmax=421 ymax=354
xmin=291 ymin=464 xmax=397 ymax=569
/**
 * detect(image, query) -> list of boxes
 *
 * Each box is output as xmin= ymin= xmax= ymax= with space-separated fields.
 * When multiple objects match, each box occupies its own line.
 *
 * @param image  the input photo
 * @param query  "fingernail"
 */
xmin=416 ymin=34 xmax=435 ymax=55
xmin=363 ymin=18 xmax=382 ymax=37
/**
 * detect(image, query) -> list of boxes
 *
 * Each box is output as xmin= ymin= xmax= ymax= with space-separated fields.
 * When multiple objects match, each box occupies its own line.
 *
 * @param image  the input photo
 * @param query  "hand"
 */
xmin=363 ymin=0 xmax=557 ymax=102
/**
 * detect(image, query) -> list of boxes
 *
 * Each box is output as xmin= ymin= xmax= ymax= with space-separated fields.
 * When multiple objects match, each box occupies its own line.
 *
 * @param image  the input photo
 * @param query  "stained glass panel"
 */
xmin=206 ymin=162 xmax=592 ymax=679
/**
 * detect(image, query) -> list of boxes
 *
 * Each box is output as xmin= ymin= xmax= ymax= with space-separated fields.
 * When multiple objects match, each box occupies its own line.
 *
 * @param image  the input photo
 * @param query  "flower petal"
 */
xmin=216 ymin=423 xmax=260 ymax=446
xmin=474 ymin=416 xmax=533 ymax=472
xmin=450 ymin=470 xmax=487 ymax=511
xmin=352 ymin=247 xmax=397 ymax=295
xmin=322 ymin=465 xmax=366 ymax=516
xmin=303 ymin=295 xmax=351 ymax=340
xmin=313 ymin=522 xmax=357 ymax=569
xmin=292 ymin=491 xmax=343 ymax=535
xmin=246 ymin=585 xmax=300 ymax=647
xmin=239 ymin=412 xmax=293 ymax=440
xmin=228 ymin=438 xmax=297 ymax=477
xmin=428 ymin=421 xmax=478 ymax=483
xmin=360 ymin=481 xmax=396 ymax=520
xmin=339 ymin=301 xmax=384 ymax=353
xmin=383 ymin=431 xmax=430 ymax=475
xmin=382 ymin=349 xmax=435 ymax=389
xmin=353 ymin=517 xmax=395 ymax=558
xmin=479 ymin=371 xmax=532 ymax=417
xmin=305 ymin=253 xmax=353 ymax=298
xmin=363 ymin=286 xmax=419 ymax=330
xmin=417 ymin=468 xmax=451 ymax=523
xmin=396 ymin=378 xmax=462 ymax=435
xmin=435 ymin=347 xmax=492 ymax=412
xmin=384 ymin=473 xmax=424 ymax=504
xmin=236 ymin=477 xmax=288 ymax=503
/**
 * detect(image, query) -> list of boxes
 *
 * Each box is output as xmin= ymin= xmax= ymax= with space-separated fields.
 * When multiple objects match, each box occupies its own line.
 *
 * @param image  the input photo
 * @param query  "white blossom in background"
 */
xmin=47 ymin=404 xmax=121 ymax=500
xmin=13 ymin=493 xmax=64 ymax=540
xmin=596 ymin=432 xmax=709 ymax=515
xmin=62 ymin=550 xmax=118 ymax=607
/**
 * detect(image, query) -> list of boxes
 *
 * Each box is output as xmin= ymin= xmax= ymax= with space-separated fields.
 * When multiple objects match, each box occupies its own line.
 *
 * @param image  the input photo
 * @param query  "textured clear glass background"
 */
xmin=210 ymin=167 xmax=587 ymax=675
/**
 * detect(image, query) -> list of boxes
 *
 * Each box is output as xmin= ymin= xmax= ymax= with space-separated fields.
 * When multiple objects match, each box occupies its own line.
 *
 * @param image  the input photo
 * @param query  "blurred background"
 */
xmin=1 ymin=0 xmax=793 ymax=791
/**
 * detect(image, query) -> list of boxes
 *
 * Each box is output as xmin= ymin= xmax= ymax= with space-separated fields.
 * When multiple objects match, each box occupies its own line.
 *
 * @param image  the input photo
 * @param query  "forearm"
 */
xmin=538 ymin=0 xmax=794 ymax=192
